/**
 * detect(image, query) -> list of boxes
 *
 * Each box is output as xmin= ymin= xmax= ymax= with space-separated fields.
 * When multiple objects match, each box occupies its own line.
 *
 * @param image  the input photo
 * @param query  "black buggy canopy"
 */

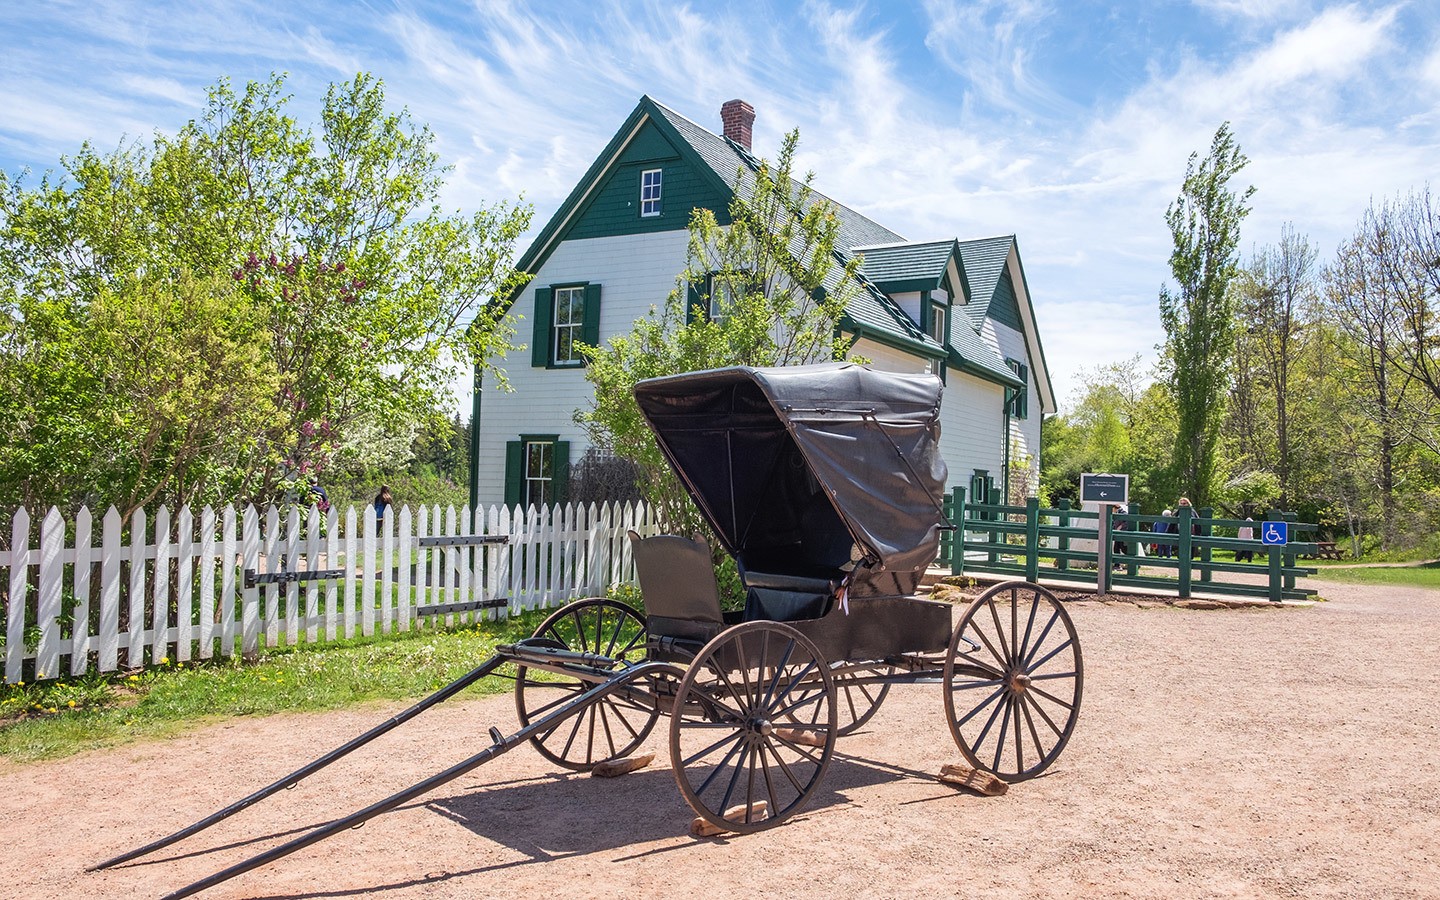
xmin=633 ymin=362 xmax=949 ymax=597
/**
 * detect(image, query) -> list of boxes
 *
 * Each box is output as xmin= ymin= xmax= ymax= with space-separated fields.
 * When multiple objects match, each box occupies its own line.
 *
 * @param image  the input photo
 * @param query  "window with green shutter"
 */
xmin=504 ymin=435 xmax=569 ymax=508
xmin=1005 ymin=359 xmax=1029 ymax=419
xmin=532 ymin=283 xmax=601 ymax=368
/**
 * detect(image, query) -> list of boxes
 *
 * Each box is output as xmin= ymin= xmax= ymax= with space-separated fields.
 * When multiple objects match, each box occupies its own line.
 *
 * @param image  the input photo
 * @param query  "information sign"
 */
xmin=1079 ymin=473 xmax=1129 ymax=505
xmin=1261 ymin=521 xmax=1288 ymax=546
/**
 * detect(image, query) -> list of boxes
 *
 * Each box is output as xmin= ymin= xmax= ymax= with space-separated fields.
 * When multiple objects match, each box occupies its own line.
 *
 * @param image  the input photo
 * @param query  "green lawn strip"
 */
xmin=0 ymin=610 xmax=549 ymax=764
xmin=1306 ymin=562 xmax=1440 ymax=588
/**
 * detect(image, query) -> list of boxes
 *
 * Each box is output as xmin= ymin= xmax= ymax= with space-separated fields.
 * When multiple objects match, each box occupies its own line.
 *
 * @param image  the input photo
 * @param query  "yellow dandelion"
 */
xmin=159 ymin=656 xmax=169 ymax=665
xmin=67 ymin=700 xmax=76 ymax=708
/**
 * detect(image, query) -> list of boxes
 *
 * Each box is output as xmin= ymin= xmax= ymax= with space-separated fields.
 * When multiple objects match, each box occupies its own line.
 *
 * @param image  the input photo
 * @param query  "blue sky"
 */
xmin=4 ymin=1 xmax=1438 ymax=410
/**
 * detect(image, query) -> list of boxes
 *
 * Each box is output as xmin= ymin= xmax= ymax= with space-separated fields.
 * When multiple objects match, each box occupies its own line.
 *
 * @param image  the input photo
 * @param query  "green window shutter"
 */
xmin=531 ymin=287 xmax=553 ymax=368
xmin=582 ymin=283 xmax=602 ymax=350
xmin=552 ymin=440 xmax=571 ymax=504
xmin=1017 ymin=363 xmax=1029 ymax=419
xmin=686 ymin=280 xmax=702 ymax=324
xmin=504 ymin=441 xmax=523 ymax=506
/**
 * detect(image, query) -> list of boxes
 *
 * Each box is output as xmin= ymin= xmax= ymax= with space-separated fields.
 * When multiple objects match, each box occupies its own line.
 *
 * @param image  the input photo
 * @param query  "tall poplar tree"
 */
xmin=1158 ymin=123 xmax=1254 ymax=507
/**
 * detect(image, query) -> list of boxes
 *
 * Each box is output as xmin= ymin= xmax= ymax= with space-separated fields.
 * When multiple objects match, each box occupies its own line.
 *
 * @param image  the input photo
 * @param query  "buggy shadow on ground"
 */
xmin=3 ymin=572 xmax=1439 ymax=900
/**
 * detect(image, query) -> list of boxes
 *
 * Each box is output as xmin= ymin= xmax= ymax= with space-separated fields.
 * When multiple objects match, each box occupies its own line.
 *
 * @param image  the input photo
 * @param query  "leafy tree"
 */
xmin=1158 ymin=123 xmax=1254 ymax=508
xmin=0 ymin=73 xmax=531 ymax=514
xmin=577 ymin=129 xmax=861 ymax=536
xmin=1230 ymin=225 xmax=1319 ymax=506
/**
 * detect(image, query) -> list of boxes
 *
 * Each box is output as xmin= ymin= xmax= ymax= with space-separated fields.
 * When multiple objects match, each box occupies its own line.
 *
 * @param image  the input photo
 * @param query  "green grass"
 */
xmin=0 ymin=611 xmax=549 ymax=764
xmin=1306 ymin=561 xmax=1440 ymax=588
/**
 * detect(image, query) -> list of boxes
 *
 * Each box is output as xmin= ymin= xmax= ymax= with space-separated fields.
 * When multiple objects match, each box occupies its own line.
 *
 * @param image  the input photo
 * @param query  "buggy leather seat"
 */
xmin=627 ymin=531 xmax=728 ymax=643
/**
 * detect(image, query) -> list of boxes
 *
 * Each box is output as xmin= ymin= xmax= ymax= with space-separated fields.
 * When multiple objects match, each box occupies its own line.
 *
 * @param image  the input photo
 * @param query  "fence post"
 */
xmin=1025 ymin=496 xmax=1040 ymax=583
xmin=1283 ymin=510 xmax=1298 ymax=591
xmin=986 ymin=484 xmax=999 ymax=565
xmin=1100 ymin=503 xmax=1113 ymax=594
xmin=1198 ymin=507 xmax=1214 ymax=583
xmin=1057 ymin=498 xmax=1071 ymax=572
xmin=1125 ymin=502 xmax=1142 ymax=577
xmin=1177 ymin=504 xmax=1193 ymax=598
xmin=950 ymin=486 xmax=966 ymax=576
xmin=1266 ymin=508 xmax=1284 ymax=602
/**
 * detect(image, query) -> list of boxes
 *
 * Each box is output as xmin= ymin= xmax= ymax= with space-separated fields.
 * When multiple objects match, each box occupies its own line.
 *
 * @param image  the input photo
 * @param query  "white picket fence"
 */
xmin=2 ymin=501 xmax=657 ymax=683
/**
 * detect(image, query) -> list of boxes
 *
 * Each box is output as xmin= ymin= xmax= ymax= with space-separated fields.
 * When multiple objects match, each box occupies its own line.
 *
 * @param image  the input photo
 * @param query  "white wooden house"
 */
xmin=473 ymin=96 xmax=1055 ymax=508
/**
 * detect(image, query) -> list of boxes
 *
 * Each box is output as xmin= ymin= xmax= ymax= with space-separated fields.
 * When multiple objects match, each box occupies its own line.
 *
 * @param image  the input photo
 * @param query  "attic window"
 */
xmin=640 ymin=168 xmax=662 ymax=217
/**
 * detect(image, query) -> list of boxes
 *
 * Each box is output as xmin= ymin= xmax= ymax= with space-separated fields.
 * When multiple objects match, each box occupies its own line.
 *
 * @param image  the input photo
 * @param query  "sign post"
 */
xmin=1080 ymin=474 xmax=1130 ymax=598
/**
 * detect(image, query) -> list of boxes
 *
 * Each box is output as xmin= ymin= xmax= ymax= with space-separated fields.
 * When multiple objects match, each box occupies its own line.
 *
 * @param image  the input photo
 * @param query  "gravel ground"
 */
xmin=1 ymin=573 xmax=1437 ymax=900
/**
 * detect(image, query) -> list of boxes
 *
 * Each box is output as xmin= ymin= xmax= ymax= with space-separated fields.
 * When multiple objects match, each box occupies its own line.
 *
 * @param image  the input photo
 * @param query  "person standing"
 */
xmin=373 ymin=485 xmax=393 ymax=531
xmin=1236 ymin=517 xmax=1255 ymax=562
xmin=1154 ymin=509 xmax=1173 ymax=559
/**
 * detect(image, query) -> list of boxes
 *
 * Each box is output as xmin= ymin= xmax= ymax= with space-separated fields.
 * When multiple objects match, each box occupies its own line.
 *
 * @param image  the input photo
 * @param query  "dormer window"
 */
xmin=640 ymin=168 xmax=662 ymax=217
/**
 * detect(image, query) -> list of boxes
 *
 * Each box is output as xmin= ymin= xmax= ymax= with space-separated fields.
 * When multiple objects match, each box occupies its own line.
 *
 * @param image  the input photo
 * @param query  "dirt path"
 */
xmin=2 ymin=575 xmax=1437 ymax=900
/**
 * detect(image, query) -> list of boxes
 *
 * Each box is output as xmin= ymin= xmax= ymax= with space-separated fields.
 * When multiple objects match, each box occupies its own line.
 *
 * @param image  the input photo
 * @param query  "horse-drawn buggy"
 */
xmin=102 ymin=362 xmax=1083 ymax=898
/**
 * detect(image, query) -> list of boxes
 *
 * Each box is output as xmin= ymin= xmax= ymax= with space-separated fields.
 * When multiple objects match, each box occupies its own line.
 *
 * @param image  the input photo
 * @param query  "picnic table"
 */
xmin=1313 ymin=541 xmax=1344 ymax=560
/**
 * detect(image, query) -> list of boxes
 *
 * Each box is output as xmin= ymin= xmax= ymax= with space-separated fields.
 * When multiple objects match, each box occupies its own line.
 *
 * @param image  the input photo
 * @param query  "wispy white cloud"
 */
xmin=1 ymin=0 xmax=1437 ymax=410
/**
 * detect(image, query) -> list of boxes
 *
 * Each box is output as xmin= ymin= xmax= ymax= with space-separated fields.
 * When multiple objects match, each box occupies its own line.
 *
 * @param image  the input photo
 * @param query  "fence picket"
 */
xmin=99 ymin=507 xmax=121 ymax=671
xmin=306 ymin=505 xmax=322 ymax=644
xmin=221 ymin=506 xmax=238 ymax=657
xmin=177 ymin=506 xmax=194 ymax=663
xmin=458 ymin=506 xmax=473 ymax=626
xmin=379 ymin=505 xmax=394 ymax=635
xmin=5 ymin=508 xmax=30 ymax=683
xmin=70 ymin=506 xmax=94 ymax=676
xmin=325 ymin=507 xmax=339 ymax=642
xmin=361 ymin=506 xmax=376 ymax=638
xmin=152 ymin=505 xmax=171 ymax=663
xmin=342 ymin=506 xmax=357 ymax=640
xmin=397 ymin=506 xmax=413 ymax=631
xmin=284 ymin=505 xmax=300 ymax=646
xmin=36 ymin=507 xmax=64 ymax=680
xmin=127 ymin=508 xmax=147 ymax=668
xmin=198 ymin=506 xmax=216 ymax=660
xmin=262 ymin=506 xmax=279 ymax=648
xmin=242 ymin=506 xmax=260 ymax=656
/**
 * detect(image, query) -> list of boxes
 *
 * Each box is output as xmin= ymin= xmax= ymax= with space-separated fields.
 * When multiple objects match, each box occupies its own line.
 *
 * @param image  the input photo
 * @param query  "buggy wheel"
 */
xmin=829 ymin=663 xmax=893 ymax=736
xmin=669 ymin=621 xmax=837 ymax=834
xmin=515 ymin=597 xmax=657 ymax=771
xmin=943 ymin=581 xmax=1082 ymax=782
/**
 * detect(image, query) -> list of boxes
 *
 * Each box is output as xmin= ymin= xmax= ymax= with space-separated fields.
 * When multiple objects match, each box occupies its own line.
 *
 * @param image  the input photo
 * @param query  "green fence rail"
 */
xmin=939 ymin=488 xmax=1317 ymax=603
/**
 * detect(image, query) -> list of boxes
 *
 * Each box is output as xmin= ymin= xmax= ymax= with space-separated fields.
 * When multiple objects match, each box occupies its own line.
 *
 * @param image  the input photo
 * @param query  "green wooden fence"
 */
xmin=939 ymin=488 xmax=1317 ymax=602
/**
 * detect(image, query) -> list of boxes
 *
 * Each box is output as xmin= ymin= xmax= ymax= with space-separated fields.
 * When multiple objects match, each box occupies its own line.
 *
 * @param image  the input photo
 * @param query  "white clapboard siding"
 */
xmin=2 ymin=500 xmax=649 ymax=683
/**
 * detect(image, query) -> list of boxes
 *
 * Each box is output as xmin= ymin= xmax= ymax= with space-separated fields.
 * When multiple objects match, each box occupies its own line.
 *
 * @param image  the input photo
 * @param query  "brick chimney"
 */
xmin=721 ymin=99 xmax=755 ymax=151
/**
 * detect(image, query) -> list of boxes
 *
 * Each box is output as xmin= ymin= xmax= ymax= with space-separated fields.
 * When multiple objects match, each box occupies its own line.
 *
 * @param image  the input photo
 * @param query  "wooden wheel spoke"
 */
xmin=765 ymin=738 xmax=813 ymax=794
xmin=596 ymin=700 xmax=617 ymax=759
xmin=1026 ymin=682 xmax=1076 ymax=711
xmin=968 ymin=619 xmax=1009 ymax=670
xmin=1020 ymin=692 xmax=1046 ymax=762
xmin=684 ymin=728 xmax=747 ymax=768
xmin=949 ymin=676 xmax=1004 ymax=692
xmin=1013 ymin=696 xmax=1025 ymax=773
xmin=993 ymin=694 xmax=1014 ymax=771
xmin=972 ymin=684 xmax=1009 ymax=749
xmin=1021 ymin=608 xmax=1061 ymax=669
xmin=695 ymin=733 xmax=749 ymax=795
xmin=717 ymin=741 xmax=750 ymax=814
xmin=1022 ymin=690 xmax=1065 ymax=738
xmin=1026 ymin=638 xmax=1075 ymax=676
xmin=986 ymin=589 xmax=1012 ymax=664
xmin=1018 ymin=591 xmax=1042 ymax=662
xmin=770 ymin=732 xmax=826 ymax=766
xmin=954 ymin=684 xmax=1006 ymax=728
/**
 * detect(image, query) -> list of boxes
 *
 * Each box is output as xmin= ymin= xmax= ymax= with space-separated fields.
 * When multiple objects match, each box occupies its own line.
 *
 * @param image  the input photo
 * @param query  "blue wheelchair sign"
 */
xmin=1261 ymin=521 xmax=1288 ymax=546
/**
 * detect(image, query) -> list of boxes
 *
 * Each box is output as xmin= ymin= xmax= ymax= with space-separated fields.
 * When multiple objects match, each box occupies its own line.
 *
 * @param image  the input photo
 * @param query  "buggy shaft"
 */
xmin=161 ymin=660 xmax=683 ymax=900
xmin=90 ymin=653 xmax=508 ymax=872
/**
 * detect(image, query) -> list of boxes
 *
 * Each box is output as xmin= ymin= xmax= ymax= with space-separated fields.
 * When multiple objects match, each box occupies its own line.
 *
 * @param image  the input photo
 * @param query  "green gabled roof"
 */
xmin=955 ymin=235 xmax=1014 ymax=326
xmin=854 ymin=240 xmax=959 ymax=294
